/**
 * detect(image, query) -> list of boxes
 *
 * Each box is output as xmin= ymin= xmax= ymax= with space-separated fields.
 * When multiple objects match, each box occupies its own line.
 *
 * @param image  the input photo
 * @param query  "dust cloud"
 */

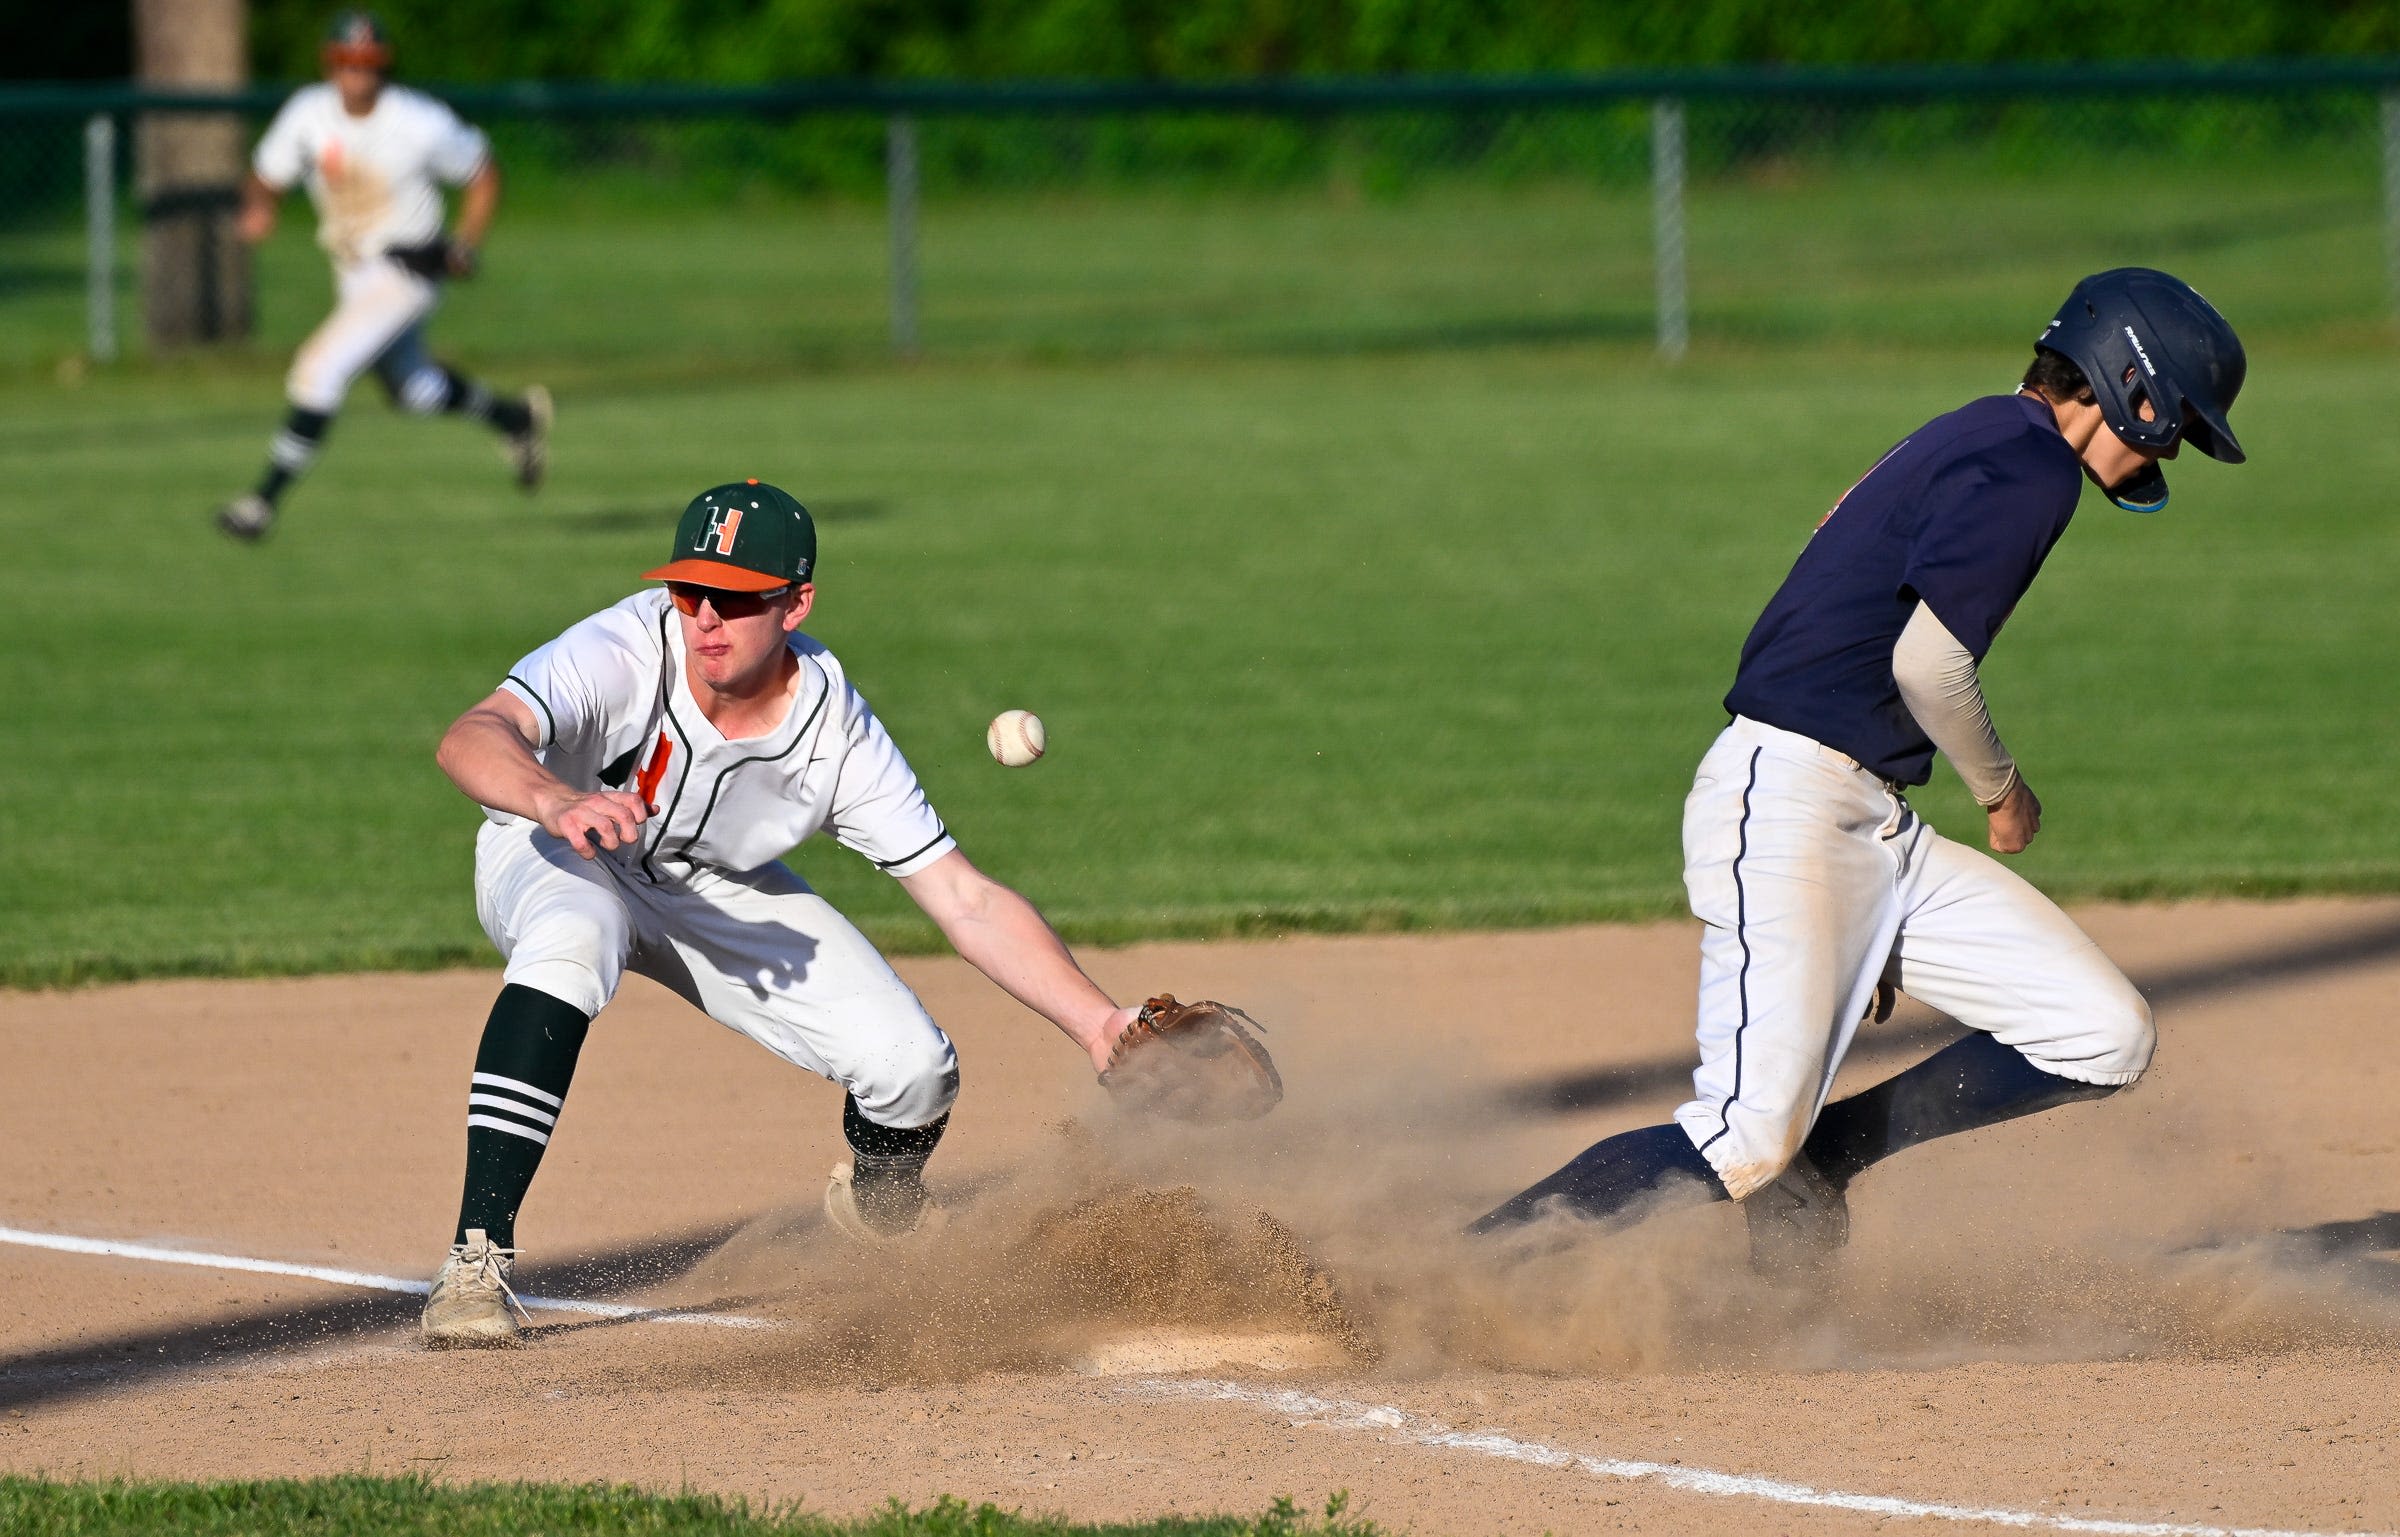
xmin=658 ymin=1030 xmax=2400 ymax=1388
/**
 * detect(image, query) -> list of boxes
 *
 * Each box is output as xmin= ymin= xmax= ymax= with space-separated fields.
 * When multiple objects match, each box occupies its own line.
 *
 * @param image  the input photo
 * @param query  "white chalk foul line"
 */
xmin=0 ymin=1225 xmax=773 ymax=1330
xmin=1127 ymin=1378 xmax=2390 ymax=1537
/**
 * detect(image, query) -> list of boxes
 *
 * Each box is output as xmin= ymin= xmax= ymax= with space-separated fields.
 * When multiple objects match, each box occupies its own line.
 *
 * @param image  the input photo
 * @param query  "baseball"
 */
xmin=987 ymin=709 xmax=1046 ymax=767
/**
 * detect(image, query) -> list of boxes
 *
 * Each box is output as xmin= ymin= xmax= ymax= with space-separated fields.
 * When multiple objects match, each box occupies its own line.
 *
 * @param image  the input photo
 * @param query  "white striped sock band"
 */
xmin=467 ymin=1071 xmax=564 ymax=1146
xmin=468 ymin=1092 xmax=555 ymax=1127
xmin=473 ymin=1072 xmax=562 ymax=1107
xmin=268 ymin=431 xmax=320 ymax=471
xmin=467 ymin=1113 xmax=548 ymax=1145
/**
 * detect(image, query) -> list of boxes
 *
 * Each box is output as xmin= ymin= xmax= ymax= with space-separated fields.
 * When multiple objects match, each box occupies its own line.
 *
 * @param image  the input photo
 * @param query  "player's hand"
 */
xmin=540 ymin=788 xmax=651 ymax=859
xmin=236 ymin=202 xmax=276 ymax=243
xmin=444 ymin=240 xmax=480 ymax=280
xmin=1088 ymin=1003 xmax=1143 ymax=1077
xmin=1985 ymin=776 xmax=2042 ymax=855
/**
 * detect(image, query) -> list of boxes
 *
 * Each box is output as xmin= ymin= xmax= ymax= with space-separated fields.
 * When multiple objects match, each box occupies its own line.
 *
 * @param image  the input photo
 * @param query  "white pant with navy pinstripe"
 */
xmin=1672 ymin=716 xmax=2152 ymax=1201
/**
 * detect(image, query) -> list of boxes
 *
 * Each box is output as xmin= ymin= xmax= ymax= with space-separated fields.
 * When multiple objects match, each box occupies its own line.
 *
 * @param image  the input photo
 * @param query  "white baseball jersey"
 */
xmin=493 ymin=590 xmax=957 ymax=886
xmin=474 ymin=589 xmax=962 ymax=1128
xmin=253 ymin=83 xmax=488 ymax=267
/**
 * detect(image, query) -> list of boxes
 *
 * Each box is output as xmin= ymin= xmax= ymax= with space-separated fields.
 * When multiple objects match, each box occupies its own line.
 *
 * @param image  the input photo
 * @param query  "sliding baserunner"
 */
xmin=1476 ymin=269 xmax=2247 ymax=1272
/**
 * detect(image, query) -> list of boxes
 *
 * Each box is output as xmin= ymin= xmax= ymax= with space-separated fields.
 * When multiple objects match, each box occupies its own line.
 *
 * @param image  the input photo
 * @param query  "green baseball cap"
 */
xmin=643 ymin=479 xmax=817 ymax=592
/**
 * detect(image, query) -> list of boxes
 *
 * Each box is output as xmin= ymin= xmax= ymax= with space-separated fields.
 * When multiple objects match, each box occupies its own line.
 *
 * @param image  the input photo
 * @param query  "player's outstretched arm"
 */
xmin=898 ymin=849 xmax=1138 ymax=1074
xmin=435 ymin=690 xmax=648 ymax=859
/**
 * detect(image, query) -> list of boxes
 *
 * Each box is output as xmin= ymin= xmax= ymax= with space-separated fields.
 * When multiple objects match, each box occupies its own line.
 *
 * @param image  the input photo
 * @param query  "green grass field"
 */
xmin=2 ymin=167 xmax=2395 ymax=986
xmin=0 ymin=1479 xmax=1369 ymax=1536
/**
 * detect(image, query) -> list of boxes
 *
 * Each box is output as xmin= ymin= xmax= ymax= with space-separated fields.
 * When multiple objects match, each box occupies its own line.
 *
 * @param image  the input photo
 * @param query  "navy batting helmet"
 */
xmin=2035 ymin=268 xmax=2245 ymax=512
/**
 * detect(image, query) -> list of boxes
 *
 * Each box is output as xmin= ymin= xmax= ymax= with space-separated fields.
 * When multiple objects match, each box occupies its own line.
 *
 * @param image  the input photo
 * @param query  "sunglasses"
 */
xmin=666 ymin=582 xmax=794 ymax=619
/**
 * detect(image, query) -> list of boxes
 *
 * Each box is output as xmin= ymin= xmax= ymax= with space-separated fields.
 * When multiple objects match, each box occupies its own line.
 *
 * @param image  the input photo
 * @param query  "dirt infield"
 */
xmin=5 ymin=899 xmax=2399 ymax=1533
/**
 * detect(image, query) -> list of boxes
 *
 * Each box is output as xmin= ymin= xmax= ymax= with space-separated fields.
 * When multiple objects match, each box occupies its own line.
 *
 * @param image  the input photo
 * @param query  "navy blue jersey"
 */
xmin=1722 ymin=394 xmax=2083 ymax=785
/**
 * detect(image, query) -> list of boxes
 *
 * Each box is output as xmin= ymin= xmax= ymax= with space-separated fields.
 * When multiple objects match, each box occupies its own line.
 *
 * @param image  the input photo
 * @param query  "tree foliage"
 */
xmin=242 ymin=0 xmax=2400 ymax=84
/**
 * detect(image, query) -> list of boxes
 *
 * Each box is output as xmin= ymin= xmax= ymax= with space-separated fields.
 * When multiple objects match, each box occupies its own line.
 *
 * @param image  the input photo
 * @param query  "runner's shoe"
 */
xmin=506 ymin=385 xmax=552 ymax=491
xmin=214 ymin=493 xmax=275 ymax=542
xmin=1743 ymin=1152 xmax=1851 ymax=1278
xmin=822 ymin=1161 xmax=945 ymax=1246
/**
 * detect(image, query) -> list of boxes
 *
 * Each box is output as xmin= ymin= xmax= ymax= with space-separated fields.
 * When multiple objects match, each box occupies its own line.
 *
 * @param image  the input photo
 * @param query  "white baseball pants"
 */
xmin=1672 ymin=716 xmax=2152 ymax=1200
xmin=474 ymin=820 xmax=960 ymax=1129
xmin=286 ymin=259 xmax=446 ymax=414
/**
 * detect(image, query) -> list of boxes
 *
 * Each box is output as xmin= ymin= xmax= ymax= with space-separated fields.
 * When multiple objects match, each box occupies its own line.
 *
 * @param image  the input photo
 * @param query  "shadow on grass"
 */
xmin=0 ymin=302 xmax=1666 ymax=422
xmin=0 ymin=1220 xmax=742 ymax=1415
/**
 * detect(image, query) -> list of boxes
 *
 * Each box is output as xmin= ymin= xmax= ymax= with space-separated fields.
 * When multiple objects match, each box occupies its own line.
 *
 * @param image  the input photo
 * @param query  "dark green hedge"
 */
xmin=245 ymin=0 xmax=2400 ymax=84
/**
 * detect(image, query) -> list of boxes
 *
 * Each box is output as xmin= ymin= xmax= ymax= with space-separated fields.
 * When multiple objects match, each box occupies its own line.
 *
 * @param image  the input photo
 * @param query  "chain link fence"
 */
xmin=4 ymin=66 xmax=2397 ymax=379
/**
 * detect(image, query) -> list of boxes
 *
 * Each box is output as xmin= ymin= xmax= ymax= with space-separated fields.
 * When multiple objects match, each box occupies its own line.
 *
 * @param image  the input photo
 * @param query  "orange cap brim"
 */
xmin=642 ymin=559 xmax=795 ymax=592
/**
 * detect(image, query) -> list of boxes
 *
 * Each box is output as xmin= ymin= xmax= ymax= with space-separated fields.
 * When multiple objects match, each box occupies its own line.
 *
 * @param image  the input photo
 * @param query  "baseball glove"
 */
xmin=1099 ymin=994 xmax=1283 ymax=1123
xmin=386 ymin=237 xmax=475 ymax=281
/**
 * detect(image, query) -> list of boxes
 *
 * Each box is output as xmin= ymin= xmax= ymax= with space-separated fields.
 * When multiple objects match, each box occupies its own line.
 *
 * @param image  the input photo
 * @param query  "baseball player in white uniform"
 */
xmin=1475 ymin=270 xmax=2248 ymax=1273
xmin=419 ymin=479 xmax=1155 ymax=1346
xmin=216 ymin=11 xmax=549 ymax=542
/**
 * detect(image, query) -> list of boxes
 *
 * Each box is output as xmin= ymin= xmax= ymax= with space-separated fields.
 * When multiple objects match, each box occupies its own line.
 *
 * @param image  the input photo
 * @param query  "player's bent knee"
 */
xmin=2090 ymin=982 xmax=2156 ymax=1081
xmin=284 ymin=330 xmax=353 ymax=413
xmin=849 ymin=1033 xmax=961 ymax=1130
xmin=499 ymin=956 xmax=614 ymax=1020
xmin=2023 ymin=970 xmax=2153 ymax=1085
xmin=284 ymin=368 xmax=349 ymax=415
xmin=502 ymin=910 xmax=634 ymax=1020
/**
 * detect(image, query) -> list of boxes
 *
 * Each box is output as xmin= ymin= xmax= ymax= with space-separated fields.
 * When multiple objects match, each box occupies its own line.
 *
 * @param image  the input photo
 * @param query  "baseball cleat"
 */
xmin=214 ymin=493 xmax=275 ymax=542
xmin=419 ymin=1228 xmax=530 ymax=1348
xmin=1742 ymin=1152 xmax=1850 ymax=1279
xmin=822 ymin=1160 xmax=945 ymax=1246
xmin=506 ymin=384 xmax=552 ymax=491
